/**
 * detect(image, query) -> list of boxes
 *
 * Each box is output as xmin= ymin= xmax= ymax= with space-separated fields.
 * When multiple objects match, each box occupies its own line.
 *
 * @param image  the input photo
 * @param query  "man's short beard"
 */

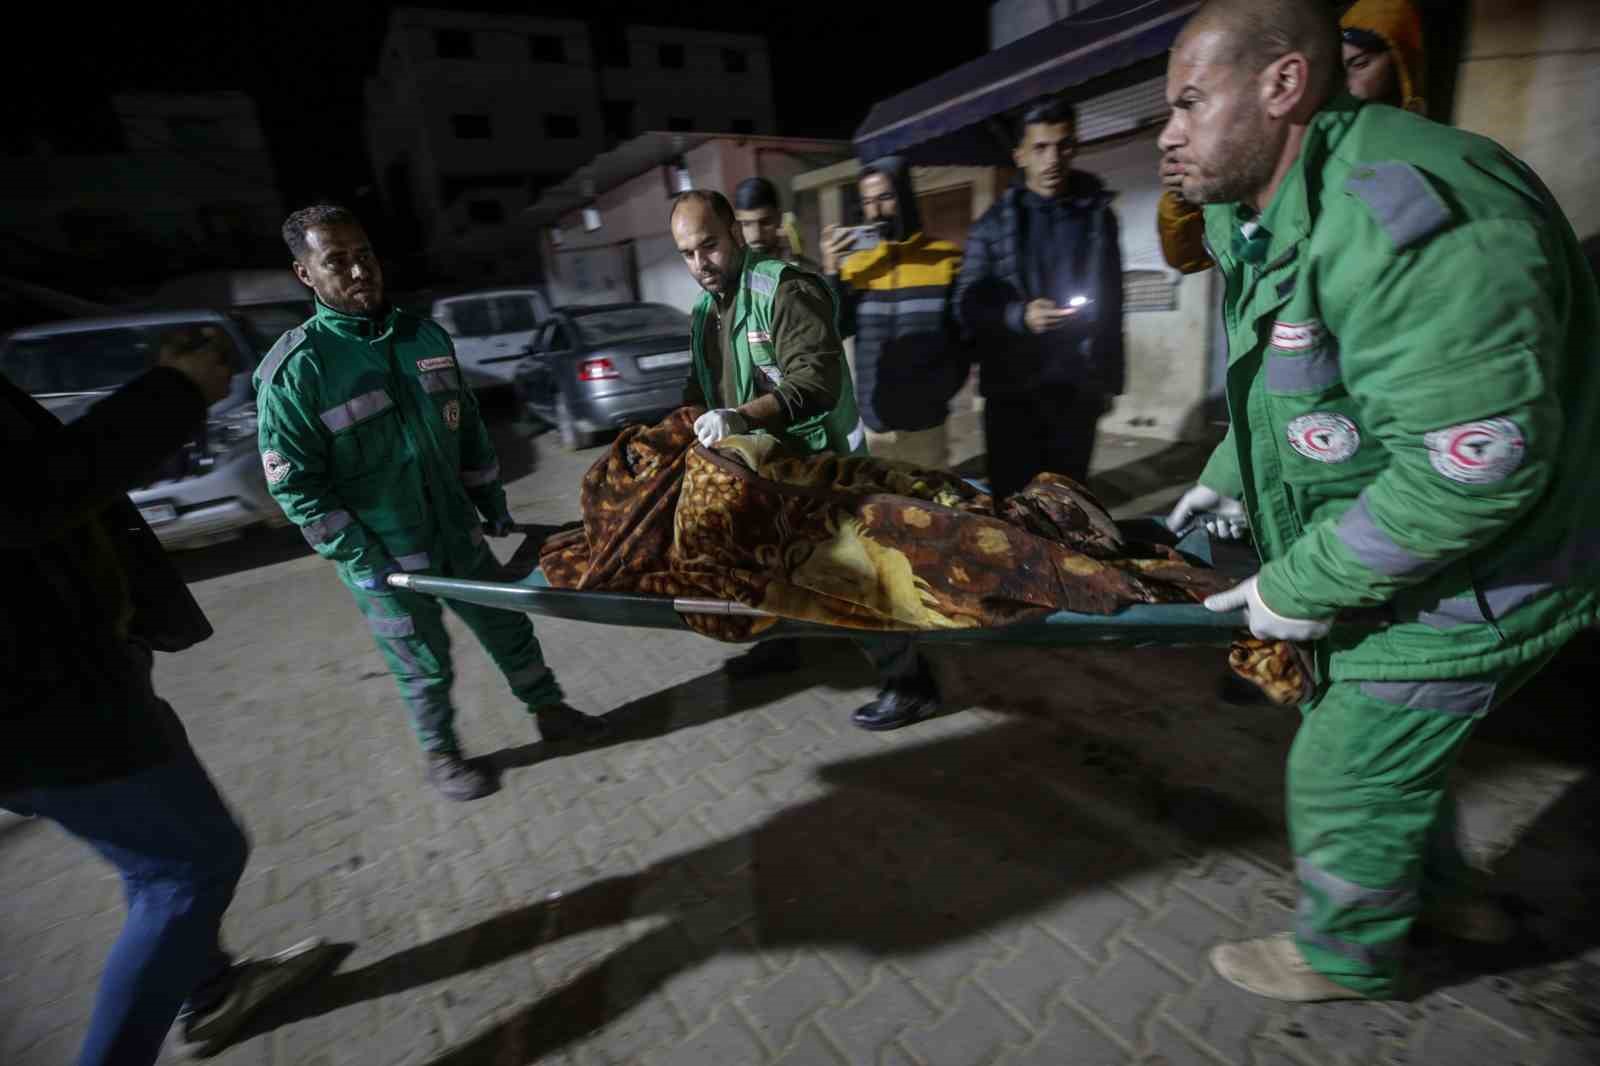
xmin=1188 ymin=110 xmax=1280 ymax=207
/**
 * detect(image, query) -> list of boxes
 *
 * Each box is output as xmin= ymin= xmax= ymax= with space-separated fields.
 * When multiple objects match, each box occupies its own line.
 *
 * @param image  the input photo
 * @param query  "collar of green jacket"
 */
xmin=1208 ymin=93 xmax=1366 ymax=272
xmin=313 ymin=296 xmax=400 ymax=340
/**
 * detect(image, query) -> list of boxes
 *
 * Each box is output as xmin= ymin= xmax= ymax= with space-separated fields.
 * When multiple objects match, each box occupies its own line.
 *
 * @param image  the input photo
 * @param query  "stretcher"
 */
xmin=387 ymin=517 xmax=1252 ymax=648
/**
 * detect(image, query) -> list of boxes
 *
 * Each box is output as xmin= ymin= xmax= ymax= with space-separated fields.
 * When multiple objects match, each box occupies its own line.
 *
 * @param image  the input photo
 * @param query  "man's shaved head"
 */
xmin=1158 ymin=0 xmax=1342 ymax=210
xmin=1179 ymin=0 xmax=1343 ymax=101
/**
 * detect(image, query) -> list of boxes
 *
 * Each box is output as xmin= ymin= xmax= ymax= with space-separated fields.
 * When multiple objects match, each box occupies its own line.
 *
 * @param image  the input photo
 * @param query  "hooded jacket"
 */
xmin=953 ymin=171 xmax=1126 ymax=398
xmin=1157 ymin=0 xmax=1430 ymax=275
xmin=832 ymin=156 xmax=967 ymax=433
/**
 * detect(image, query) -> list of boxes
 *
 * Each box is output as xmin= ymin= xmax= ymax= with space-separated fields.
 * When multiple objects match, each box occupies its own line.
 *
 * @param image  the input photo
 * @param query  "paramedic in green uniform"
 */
xmin=255 ymin=205 xmax=607 ymax=802
xmin=1159 ymin=0 xmax=1600 ymax=1002
xmin=672 ymin=189 xmax=943 ymax=732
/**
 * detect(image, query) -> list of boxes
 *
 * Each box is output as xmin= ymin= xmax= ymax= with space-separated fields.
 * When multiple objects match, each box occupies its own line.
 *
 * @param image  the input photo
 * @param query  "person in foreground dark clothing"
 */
xmin=0 ymin=329 xmax=336 ymax=1064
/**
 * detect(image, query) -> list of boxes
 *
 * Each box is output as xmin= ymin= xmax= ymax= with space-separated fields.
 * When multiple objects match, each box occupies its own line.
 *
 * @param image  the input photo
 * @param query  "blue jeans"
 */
xmin=3 ymin=665 xmax=249 ymax=1066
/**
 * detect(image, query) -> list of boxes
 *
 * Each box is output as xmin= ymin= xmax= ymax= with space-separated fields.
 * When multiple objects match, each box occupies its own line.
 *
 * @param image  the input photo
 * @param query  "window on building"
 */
xmin=1122 ymin=269 xmax=1179 ymax=313
xmin=528 ymin=33 xmax=566 ymax=63
xmin=451 ymin=114 xmax=492 ymax=140
xmin=731 ymin=118 xmax=755 ymax=135
xmin=602 ymin=100 xmax=635 ymax=143
xmin=722 ymin=48 xmax=748 ymax=73
xmin=658 ymin=43 xmax=685 ymax=69
xmin=666 ymin=115 xmax=694 ymax=132
xmin=467 ymin=200 xmax=505 ymax=224
xmin=435 ymin=29 xmax=474 ymax=59
xmin=543 ymin=113 xmax=580 ymax=140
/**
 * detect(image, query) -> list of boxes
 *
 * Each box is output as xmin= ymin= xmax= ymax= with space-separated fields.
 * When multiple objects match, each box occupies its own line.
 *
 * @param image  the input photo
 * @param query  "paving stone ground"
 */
xmin=3 ymin=409 xmax=1597 ymax=1066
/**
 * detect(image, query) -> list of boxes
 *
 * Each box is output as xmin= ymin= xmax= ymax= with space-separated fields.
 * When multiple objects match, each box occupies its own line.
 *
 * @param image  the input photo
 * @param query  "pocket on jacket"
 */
xmin=326 ymin=390 xmax=403 ymax=479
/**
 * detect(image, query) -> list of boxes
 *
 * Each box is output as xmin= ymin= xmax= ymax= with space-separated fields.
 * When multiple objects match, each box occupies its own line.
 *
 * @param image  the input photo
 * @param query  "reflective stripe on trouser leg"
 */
xmin=446 ymin=554 xmax=563 ymax=710
xmin=1286 ymin=674 xmax=1515 ymax=995
xmin=353 ymin=585 xmax=459 ymax=753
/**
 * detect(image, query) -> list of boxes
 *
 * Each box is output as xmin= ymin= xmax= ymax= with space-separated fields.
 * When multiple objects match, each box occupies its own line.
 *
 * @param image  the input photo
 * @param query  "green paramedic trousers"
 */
xmin=349 ymin=553 xmax=563 ymax=754
xmin=1288 ymin=655 xmax=1552 ymax=996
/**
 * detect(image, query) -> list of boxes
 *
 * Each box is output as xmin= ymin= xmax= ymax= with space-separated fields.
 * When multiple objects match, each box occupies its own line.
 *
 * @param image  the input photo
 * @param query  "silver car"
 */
xmin=513 ymin=303 xmax=693 ymax=450
xmin=0 ymin=310 xmax=288 ymax=550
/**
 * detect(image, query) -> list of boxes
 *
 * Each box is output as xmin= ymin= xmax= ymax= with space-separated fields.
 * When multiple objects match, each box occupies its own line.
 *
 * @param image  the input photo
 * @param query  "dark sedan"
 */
xmin=513 ymin=303 xmax=693 ymax=449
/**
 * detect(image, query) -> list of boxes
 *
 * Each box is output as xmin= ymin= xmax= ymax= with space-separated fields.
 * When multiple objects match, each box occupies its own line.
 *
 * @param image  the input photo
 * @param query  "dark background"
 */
xmin=4 ymin=1 xmax=993 ymax=211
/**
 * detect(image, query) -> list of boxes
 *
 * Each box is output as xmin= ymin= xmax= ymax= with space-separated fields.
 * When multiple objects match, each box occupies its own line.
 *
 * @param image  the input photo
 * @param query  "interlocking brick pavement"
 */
xmin=3 ymin=423 xmax=1597 ymax=1065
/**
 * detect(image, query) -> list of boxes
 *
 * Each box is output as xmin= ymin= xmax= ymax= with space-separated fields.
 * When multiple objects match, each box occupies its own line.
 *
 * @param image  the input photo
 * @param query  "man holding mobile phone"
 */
xmin=954 ymin=96 xmax=1126 ymax=499
xmin=820 ymin=157 xmax=967 ymax=470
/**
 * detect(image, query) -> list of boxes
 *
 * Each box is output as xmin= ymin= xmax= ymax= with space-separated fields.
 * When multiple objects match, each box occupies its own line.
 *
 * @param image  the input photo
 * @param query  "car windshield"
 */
xmin=0 ymin=324 xmax=247 ymax=396
xmin=229 ymin=303 xmax=312 ymax=359
xmin=573 ymin=306 xmax=689 ymax=347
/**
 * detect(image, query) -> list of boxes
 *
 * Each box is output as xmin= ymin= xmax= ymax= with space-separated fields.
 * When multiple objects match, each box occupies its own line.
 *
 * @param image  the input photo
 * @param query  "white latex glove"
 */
xmin=693 ymin=408 xmax=750 ymax=447
xmin=1166 ymin=484 xmax=1248 ymax=540
xmin=1204 ymin=576 xmax=1333 ymax=642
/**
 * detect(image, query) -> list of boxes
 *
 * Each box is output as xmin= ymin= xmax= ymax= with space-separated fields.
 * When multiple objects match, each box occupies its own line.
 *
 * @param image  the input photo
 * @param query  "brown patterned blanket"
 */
xmin=538 ymin=409 xmax=1307 ymax=703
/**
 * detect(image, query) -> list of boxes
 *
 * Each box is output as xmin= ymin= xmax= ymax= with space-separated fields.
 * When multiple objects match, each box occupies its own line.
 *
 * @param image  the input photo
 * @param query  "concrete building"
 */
xmin=519 ymin=133 xmax=850 ymax=311
xmin=3 ymin=92 xmax=285 ymax=293
xmin=365 ymin=8 xmax=777 ymax=272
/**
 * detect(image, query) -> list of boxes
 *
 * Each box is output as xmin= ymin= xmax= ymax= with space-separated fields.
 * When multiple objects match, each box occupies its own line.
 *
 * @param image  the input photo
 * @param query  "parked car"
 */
xmin=430 ymin=287 xmax=552 ymax=389
xmin=144 ymin=269 xmax=313 ymax=366
xmin=0 ymin=310 xmax=288 ymax=550
xmin=513 ymin=303 xmax=692 ymax=450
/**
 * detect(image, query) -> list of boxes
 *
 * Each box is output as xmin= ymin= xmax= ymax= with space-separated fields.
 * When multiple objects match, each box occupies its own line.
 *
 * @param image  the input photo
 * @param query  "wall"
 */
xmin=601 ymin=27 xmax=777 ymax=136
xmin=537 ymin=138 xmax=851 ymax=313
xmin=1453 ymin=0 xmax=1600 ymax=242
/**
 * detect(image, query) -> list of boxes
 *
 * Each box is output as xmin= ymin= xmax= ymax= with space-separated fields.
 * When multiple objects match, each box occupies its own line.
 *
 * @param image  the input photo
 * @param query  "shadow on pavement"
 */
xmin=215 ymin=610 xmax=1599 ymax=1061
xmin=483 ymin=640 xmax=972 ymax=779
xmin=224 ymin=714 xmax=1271 ymax=1063
xmin=478 ymin=388 xmax=539 ymax=486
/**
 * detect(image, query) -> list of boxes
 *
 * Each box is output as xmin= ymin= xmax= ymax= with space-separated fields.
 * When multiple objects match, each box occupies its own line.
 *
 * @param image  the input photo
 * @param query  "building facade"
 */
xmin=365 ymin=8 xmax=778 ymax=268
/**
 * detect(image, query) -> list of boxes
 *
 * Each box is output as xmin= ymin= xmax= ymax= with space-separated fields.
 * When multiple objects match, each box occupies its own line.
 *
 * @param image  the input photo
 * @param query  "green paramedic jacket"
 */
xmin=690 ymin=252 xmax=867 ymax=457
xmin=1198 ymin=94 xmax=1600 ymax=682
xmin=254 ymin=300 xmax=511 ymax=586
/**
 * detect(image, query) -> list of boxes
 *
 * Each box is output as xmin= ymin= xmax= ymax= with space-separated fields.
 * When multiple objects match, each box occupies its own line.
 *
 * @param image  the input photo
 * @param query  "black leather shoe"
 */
xmin=535 ymin=702 xmax=611 ymax=743
xmin=425 ymin=752 xmax=496 ymax=801
xmin=723 ymin=638 xmax=803 ymax=679
xmin=852 ymin=681 xmax=939 ymax=732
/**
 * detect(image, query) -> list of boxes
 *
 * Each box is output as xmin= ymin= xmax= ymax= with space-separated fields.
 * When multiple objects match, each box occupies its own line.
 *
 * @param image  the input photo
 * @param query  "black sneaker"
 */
xmin=172 ymin=938 xmax=340 ymax=1058
xmin=852 ymin=662 xmax=940 ymax=732
xmin=425 ymin=751 xmax=496 ymax=801
xmin=534 ymin=703 xmax=611 ymax=744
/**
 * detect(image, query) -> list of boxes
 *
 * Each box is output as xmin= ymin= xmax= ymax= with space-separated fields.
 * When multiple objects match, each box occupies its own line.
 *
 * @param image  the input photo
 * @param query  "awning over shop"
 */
xmin=852 ymin=0 xmax=1199 ymax=165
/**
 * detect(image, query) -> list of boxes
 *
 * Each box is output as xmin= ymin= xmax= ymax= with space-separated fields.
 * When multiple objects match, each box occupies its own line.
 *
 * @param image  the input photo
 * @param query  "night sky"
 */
xmin=11 ymin=1 xmax=993 ymax=207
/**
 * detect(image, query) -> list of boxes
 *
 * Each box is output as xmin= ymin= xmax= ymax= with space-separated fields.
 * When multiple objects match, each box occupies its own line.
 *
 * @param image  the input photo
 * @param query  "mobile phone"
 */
xmin=1066 ymin=294 xmax=1092 ymax=309
xmin=841 ymin=224 xmax=881 ymax=252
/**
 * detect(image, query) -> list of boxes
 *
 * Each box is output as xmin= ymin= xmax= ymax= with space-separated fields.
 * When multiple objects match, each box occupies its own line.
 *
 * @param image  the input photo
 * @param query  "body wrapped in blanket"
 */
xmin=539 ymin=409 xmax=1307 ymax=703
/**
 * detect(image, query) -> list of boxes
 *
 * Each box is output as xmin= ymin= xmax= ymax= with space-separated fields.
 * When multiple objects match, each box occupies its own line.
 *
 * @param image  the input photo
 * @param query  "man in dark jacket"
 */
xmin=822 ymin=156 xmax=967 ymax=469
xmin=954 ymin=96 xmax=1126 ymax=499
xmin=0 ymin=332 xmax=334 ymax=1064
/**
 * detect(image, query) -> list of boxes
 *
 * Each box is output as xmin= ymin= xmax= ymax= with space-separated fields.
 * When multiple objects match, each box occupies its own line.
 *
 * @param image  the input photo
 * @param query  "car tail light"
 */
xmin=578 ymin=358 xmax=620 ymax=381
